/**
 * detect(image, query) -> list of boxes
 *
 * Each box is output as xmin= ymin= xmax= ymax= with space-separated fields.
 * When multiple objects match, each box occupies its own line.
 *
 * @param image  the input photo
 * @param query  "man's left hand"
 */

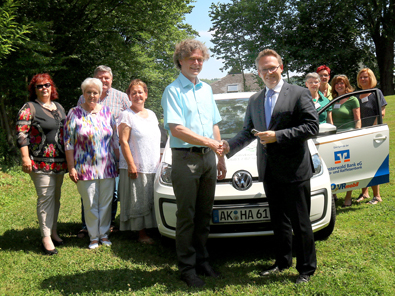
xmin=257 ymin=131 xmax=277 ymax=145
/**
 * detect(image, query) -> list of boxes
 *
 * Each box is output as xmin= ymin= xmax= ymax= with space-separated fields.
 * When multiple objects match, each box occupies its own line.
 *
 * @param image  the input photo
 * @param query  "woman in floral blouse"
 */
xmin=64 ymin=78 xmax=119 ymax=249
xmin=16 ymin=73 xmax=67 ymax=255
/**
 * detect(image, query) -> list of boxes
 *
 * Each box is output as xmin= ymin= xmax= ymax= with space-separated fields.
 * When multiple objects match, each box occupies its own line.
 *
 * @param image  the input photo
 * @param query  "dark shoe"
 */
xmin=77 ymin=229 xmax=88 ymax=239
xmin=180 ymin=273 xmax=205 ymax=287
xmin=196 ymin=264 xmax=222 ymax=278
xmin=296 ymin=274 xmax=310 ymax=284
xmin=52 ymin=239 xmax=64 ymax=246
xmin=110 ymin=224 xmax=119 ymax=233
xmin=341 ymin=203 xmax=352 ymax=208
xmin=42 ymin=243 xmax=58 ymax=255
xmin=260 ymin=265 xmax=283 ymax=276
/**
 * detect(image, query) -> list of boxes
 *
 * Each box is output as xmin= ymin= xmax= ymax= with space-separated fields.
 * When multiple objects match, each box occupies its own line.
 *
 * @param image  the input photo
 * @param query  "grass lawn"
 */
xmin=1 ymin=96 xmax=395 ymax=295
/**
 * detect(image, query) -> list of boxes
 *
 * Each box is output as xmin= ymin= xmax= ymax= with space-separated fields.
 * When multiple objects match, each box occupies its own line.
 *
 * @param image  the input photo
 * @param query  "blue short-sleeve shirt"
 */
xmin=161 ymin=73 xmax=222 ymax=148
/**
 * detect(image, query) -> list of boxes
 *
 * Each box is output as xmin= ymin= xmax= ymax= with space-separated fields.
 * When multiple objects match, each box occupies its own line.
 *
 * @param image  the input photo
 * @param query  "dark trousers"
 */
xmin=171 ymin=149 xmax=217 ymax=275
xmin=264 ymin=178 xmax=317 ymax=276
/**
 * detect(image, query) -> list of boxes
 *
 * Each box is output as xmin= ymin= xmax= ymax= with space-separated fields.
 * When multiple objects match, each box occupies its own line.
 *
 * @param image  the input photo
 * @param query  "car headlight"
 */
xmin=159 ymin=163 xmax=172 ymax=185
xmin=312 ymin=153 xmax=323 ymax=176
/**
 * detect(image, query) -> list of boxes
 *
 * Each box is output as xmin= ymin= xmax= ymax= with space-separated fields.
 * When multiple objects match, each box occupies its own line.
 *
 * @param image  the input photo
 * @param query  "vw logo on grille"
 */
xmin=232 ymin=170 xmax=253 ymax=191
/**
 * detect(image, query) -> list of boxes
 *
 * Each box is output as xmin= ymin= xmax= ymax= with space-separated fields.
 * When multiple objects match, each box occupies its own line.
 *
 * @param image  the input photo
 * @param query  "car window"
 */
xmin=318 ymin=88 xmax=384 ymax=133
xmin=216 ymin=98 xmax=249 ymax=140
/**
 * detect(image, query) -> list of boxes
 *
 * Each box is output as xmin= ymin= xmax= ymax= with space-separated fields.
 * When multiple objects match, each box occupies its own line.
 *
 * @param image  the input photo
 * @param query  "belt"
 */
xmin=172 ymin=147 xmax=211 ymax=154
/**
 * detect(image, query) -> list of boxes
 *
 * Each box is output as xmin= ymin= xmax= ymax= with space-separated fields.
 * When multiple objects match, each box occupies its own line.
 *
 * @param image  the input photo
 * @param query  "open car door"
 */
xmin=313 ymin=89 xmax=389 ymax=194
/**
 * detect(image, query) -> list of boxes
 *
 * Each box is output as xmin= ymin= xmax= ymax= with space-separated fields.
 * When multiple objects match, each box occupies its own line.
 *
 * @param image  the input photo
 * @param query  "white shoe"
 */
xmin=89 ymin=241 xmax=99 ymax=249
xmin=100 ymin=239 xmax=112 ymax=246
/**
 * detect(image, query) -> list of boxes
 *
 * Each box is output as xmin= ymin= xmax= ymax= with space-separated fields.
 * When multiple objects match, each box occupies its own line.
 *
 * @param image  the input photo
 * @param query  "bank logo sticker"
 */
xmin=334 ymin=149 xmax=350 ymax=164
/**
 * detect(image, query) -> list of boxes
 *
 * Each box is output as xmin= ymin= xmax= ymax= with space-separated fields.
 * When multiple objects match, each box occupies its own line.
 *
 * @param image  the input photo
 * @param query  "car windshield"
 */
xmin=216 ymin=98 xmax=249 ymax=140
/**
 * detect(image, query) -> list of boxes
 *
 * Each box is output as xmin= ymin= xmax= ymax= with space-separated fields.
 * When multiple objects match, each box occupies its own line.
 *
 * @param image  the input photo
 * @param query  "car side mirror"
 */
xmin=318 ymin=123 xmax=337 ymax=136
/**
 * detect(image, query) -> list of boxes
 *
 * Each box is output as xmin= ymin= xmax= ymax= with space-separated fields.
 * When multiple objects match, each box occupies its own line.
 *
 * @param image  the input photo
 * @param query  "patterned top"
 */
xmin=64 ymin=105 xmax=118 ymax=180
xmin=77 ymin=87 xmax=130 ymax=121
xmin=16 ymin=101 xmax=67 ymax=174
xmin=118 ymin=108 xmax=160 ymax=173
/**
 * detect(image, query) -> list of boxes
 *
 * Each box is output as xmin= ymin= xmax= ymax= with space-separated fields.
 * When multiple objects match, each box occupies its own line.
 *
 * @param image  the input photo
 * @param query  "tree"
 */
xmin=0 ymin=0 xmax=29 ymax=61
xmin=0 ymin=0 xmax=196 ymax=158
xmin=209 ymin=0 xmax=394 ymax=94
xmin=353 ymin=0 xmax=395 ymax=94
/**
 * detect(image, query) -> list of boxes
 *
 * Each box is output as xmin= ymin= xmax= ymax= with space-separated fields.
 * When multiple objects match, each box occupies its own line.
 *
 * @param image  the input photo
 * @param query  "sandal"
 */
xmin=367 ymin=196 xmax=382 ymax=205
xmin=356 ymin=194 xmax=369 ymax=203
xmin=77 ymin=229 xmax=88 ymax=239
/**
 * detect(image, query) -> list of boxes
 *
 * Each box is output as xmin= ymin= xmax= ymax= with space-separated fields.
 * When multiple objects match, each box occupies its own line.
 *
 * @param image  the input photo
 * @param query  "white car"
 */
xmin=154 ymin=90 xmax=389 ymax=239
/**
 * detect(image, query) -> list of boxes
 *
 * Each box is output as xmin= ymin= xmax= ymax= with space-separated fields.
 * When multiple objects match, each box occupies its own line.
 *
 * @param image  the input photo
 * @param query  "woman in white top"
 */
xmin=118 ymin=79 xmax=160 ymax=244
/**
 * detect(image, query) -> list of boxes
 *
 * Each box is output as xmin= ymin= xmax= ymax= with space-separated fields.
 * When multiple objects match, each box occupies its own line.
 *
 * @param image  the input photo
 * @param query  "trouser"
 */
xmin=171 ymin=149 xmax=217 ymax=275
xmin=263 ymin=178 xmax=317 ymax=276
xmin=81 ymin=176 xmax=119 ymax=229
xmin=77 ymin=178 xmax=114 ymax=241
xmin=30 ymin=173 xmax=64 ymax=237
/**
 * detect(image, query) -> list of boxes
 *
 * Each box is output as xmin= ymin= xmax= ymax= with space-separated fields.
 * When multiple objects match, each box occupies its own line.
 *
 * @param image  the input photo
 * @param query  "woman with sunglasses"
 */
xmin=16 ymin=73 xmax=67 ymax=255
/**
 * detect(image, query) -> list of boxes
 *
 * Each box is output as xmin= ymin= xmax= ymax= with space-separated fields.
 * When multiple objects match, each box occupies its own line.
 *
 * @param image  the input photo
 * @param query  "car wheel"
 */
xmin=314 ymin=194 xmax=336 ymax=240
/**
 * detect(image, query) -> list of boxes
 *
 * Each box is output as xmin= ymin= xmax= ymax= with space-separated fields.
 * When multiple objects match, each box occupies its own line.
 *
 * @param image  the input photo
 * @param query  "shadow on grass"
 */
xmin=0 ymin=222 xmax=106 ymax=254
xmin=39 ymin=236 xmax=282 ymax=294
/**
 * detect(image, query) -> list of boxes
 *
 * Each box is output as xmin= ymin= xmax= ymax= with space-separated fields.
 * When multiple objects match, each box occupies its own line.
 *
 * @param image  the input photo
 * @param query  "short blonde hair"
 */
xmin=81 ymin=78 xmax=103 ymax=96
xmin=357 ymin=68 xmax=377 ymax=88
xmin=173 ymin=39 xmax=210 ymax=70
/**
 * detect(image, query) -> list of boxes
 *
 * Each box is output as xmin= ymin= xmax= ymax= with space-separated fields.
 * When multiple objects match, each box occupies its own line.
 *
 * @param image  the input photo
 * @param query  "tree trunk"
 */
xmin=0 ymin=95 xmax=16 ymax=150
xmin=373 ymin=35 xmax=395 ymax=95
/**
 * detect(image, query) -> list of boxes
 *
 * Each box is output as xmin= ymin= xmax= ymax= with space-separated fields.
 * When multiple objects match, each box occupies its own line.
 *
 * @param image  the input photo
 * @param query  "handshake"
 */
xmin=212 ymin=139 xmax=230 ymax=157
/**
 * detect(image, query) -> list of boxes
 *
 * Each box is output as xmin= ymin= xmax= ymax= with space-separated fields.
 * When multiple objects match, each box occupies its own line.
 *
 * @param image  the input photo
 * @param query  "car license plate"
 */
xmin=212 ymin=207 xmax=270 ymax=223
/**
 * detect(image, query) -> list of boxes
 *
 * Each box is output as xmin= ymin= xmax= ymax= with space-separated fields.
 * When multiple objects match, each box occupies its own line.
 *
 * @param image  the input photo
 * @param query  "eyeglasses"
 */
xmin=319 ymin=74 xmax=329 ymax=78
xmin=36 ymin=83 xmax=51 ymax=90
xmin=259 ymin=65 xmax=281 ymax=74
xmin=307 ymin=81 xmax=320 ymax=85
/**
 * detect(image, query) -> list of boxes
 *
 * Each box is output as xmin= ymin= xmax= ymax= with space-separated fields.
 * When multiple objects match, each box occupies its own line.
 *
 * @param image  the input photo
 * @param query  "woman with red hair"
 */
xmin=16 ymin=73 xmax=67 ymax=255
xmin=316 ymin=65 xmax=333 ymax=100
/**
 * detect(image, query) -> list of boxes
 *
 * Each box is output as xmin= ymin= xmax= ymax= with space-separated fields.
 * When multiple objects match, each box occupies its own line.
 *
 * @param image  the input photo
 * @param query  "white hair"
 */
xmin=81 ymin=78 xmax=103 ymax=96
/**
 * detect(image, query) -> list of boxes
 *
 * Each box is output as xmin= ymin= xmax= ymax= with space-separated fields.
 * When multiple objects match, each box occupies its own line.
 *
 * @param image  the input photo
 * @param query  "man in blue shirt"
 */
xmin=162 ymin=39 xmax=227 ymax=287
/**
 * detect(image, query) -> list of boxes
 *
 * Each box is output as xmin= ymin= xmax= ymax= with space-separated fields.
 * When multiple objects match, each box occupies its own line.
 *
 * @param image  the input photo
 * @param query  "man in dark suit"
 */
xmin=223 ymin=49 xmax=319 ymax=284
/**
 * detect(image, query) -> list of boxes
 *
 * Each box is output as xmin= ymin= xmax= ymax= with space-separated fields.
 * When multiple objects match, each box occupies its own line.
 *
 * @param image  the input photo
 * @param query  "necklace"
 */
xmin=36 ymin=99 xmax=56 ymax=111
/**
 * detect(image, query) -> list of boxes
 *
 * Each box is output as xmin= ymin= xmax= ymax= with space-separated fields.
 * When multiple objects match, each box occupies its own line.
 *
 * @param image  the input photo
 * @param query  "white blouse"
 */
xmin=118 ymin=108 xmax=160 ymax=173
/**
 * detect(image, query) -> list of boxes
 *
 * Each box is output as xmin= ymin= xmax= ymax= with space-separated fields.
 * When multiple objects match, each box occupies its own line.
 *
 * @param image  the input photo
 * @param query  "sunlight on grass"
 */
xmin=1 ymin=96 xmax=395 ymax=295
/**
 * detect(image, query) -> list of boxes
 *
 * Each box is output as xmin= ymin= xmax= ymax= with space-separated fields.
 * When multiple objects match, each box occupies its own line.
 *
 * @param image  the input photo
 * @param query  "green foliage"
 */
xmin=0 ymin=0 xmax=197 ymax=159
xmin=209 ymin=0 xmax=393 ymax=93
xmin=0 ymin=0 xmax=30 ymax=62
xmin=201 ymin=78 xmax=219 ymax=85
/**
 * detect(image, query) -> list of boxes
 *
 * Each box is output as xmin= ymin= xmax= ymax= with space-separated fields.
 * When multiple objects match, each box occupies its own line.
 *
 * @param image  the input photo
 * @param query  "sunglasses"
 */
xmin=36 ymin=83 xmax=51 ymax=90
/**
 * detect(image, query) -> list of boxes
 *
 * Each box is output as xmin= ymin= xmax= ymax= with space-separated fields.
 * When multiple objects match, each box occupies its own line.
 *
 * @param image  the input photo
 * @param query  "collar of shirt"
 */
xmin=179 ymin=73 xmax=203 ymax=90
xmin=265 ymin=79 xmax=284 ymax=96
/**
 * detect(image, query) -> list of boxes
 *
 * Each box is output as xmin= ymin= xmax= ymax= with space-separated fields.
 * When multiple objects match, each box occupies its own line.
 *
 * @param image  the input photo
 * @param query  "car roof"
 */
xmin=213 ymin=92 xmax=257 ymax=101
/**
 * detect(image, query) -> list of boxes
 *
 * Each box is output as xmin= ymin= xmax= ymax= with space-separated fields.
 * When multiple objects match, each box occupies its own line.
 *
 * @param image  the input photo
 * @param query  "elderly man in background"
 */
xmin=316 ymin=65 xmax=332 ymax=100
xmin=77 ymin=65 xmax=130 ymax=238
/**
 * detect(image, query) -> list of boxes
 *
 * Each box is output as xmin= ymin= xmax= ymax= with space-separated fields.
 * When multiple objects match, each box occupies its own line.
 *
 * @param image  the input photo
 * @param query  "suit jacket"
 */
xmin=227 ymin=81 xmax=319 ymax=183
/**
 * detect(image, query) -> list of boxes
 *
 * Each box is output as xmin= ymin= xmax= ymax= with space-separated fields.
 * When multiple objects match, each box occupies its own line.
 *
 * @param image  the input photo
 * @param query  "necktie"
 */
xmin=265 ymin=89 xmax=275 ymax=127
